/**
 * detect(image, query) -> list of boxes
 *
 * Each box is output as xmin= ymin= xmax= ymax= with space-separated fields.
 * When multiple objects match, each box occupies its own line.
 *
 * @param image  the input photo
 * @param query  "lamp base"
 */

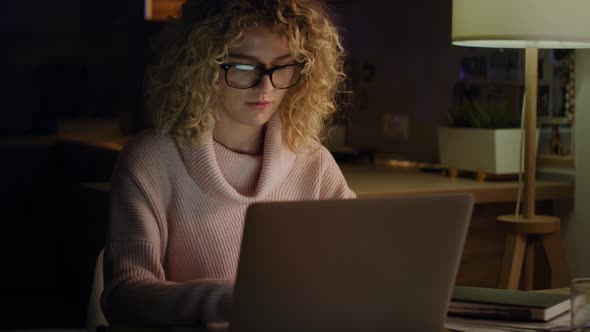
xmin=497 ymin=214 xmax=570 ymax=290
xmin=497 ymin=214 xmax=560 ymax=234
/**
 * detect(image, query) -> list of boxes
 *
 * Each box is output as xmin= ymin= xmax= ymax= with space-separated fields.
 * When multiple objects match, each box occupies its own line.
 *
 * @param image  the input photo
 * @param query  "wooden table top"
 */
xmin=341 ymin=165 xmax=574 ymax=203
xmin=12 ymin=118 xmax=567 ymax=205
xmin=81 ymin=165 xmax=573 ymax=205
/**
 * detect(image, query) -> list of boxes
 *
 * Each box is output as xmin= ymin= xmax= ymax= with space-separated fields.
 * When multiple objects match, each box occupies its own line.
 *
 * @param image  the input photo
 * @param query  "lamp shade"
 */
xmin=452 ymin=0 xmax=590 ymax=49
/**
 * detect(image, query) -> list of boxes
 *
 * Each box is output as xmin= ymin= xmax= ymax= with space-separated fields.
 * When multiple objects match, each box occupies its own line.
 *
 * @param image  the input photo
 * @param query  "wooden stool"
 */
xmin=497 ymin=215 xmax=571 ymax=290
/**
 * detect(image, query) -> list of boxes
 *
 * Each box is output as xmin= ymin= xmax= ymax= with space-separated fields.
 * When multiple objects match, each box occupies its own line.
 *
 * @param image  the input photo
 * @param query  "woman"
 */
xmin=101 ymin=0 xmax=355 ymax=327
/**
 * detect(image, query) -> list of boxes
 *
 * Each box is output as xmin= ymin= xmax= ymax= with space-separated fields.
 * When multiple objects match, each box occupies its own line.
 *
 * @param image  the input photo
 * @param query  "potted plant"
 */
xmin=437 ymin=95 xmax=524 ymax=175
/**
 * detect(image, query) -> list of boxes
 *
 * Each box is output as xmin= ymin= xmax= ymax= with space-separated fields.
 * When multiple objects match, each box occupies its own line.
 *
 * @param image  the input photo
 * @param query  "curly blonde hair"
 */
xmin=147 ymin=0 xmax=346 ymax=153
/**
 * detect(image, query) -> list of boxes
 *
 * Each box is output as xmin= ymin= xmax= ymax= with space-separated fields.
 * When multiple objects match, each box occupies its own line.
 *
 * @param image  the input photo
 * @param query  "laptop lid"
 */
xmin=230 ymin=193 xmax=474 ymax=332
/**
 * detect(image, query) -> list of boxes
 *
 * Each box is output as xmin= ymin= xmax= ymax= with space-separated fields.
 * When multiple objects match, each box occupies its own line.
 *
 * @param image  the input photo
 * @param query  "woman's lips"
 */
xmin=246 ymin=101 xmax=272 ymax=109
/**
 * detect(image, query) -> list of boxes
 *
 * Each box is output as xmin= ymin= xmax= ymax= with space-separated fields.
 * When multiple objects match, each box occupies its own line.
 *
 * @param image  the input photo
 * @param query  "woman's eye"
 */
xmin=234 ymin=64 xmax=257 ymax=71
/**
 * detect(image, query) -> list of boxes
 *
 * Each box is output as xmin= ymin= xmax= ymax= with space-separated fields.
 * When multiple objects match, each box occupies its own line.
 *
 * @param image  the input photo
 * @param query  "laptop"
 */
xmin=230 ymin=193 xmax=474 ymax=332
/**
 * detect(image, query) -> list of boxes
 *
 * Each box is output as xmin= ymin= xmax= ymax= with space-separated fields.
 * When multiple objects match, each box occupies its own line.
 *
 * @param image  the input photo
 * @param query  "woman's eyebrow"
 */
xmin=227 ymin=53 xmax=293 ymax=63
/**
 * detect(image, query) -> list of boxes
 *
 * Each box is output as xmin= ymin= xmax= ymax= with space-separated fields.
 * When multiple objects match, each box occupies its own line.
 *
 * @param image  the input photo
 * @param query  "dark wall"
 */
xmin=1 ymin=0 xmax=153 ymax=136
xmin=0 ymin=1 xmax=158 ymax=328
xmin=335 ymin=0 xmax=461 ymax=162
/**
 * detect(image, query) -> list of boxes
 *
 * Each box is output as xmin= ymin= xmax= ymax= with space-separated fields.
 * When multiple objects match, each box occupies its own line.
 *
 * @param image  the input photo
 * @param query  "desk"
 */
xmin=1 ymin=119 xmax=574 ymax=204
xmin=81 ymin=165 xmax=573 ymax=289
xmin=63 ymin=127 xmax=573 ymax=288
xmin=341 ymin=165 xmax=573 ymax=203
xmin=0 ymin=119 xmax=128 ymax=151
xmin=102 ymin=292 xmax=573 ymax=332
xmin=14 ymin=123 xmax=572 ymax=203
xmin=107 ymin=325 xmax=453 ymax=332
xmin=81 ymin=165 xmax=575 ymax=202
xmin=1 ymin=122 xmax=574 ymax=328
xmin=340 ymin=165 xmax=574 ymax=288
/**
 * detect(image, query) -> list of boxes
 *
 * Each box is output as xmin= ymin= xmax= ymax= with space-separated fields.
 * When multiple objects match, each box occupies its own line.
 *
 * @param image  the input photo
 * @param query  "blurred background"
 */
xmin=1 ymin=0 xmax=585 ymax=329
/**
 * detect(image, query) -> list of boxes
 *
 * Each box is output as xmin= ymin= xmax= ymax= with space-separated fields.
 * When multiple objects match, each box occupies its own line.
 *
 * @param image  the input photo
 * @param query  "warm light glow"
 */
xmin=144 ymin=0 xmax=183 ymax=21
xmin=452 ymin=0 xmax=590 ymax=49
xmin=144 ymin=0 xmax=152 ymax=20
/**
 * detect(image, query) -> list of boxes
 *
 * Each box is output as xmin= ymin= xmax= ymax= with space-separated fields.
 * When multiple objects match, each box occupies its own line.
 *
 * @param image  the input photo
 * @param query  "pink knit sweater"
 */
xmin=101 ymin=114 xmax=356 ymax=326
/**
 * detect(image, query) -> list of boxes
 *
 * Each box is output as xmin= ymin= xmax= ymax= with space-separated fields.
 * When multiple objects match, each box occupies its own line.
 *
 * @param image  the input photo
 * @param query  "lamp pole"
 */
xmin=524 ymin=48 xmax=538 ymax=220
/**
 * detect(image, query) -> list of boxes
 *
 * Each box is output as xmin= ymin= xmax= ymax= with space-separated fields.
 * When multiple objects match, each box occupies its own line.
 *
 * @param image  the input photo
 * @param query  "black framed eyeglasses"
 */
xmin=219 ymin=63 xmax=304 ymax=89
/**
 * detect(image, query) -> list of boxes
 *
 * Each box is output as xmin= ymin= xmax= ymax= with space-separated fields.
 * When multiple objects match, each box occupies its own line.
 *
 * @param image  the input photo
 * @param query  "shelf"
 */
xmin=538 ymin=117 xmax=572 ymax=125
xmin=457 ymin=79 xmax=552 ymax=86
xmin=538 ymin=155 xmax=575 ymax=168
xmin=457 ymin=79 xmax=521 ymax=85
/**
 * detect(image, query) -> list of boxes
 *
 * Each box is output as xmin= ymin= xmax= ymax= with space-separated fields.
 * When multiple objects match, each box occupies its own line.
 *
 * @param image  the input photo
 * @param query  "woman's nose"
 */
xmin=253 ymin=74 xmax=274 ymax=92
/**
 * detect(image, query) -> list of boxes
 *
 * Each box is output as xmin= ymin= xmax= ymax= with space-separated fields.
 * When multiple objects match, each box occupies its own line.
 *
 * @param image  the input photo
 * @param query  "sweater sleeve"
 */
xmin=101 ymin=146 xmax=233 ymax=326
xmin=318 ymin=147 xmax=357 ymax=200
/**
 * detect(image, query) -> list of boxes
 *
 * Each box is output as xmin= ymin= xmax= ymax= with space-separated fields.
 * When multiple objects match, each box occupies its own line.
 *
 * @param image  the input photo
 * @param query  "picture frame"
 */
xmin=537 ymin=121 xmax=575 ymax=167
xmin=551 ymin=65 xmax=571 ymax=117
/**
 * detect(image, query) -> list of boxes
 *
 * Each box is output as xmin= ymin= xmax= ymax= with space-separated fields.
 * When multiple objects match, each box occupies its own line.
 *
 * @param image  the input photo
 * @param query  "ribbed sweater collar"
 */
xmin=176 ymin=113 xmax=296 ymax=203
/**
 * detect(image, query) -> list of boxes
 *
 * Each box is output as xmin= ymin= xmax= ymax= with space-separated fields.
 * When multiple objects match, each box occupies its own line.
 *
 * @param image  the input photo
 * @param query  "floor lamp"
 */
xmin=452 ymin=0 xmax=590 ymax=290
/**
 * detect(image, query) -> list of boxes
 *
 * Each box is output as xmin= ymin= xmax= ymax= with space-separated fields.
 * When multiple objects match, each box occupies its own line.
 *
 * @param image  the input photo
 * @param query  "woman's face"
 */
xmin=217 ymin=26 xmax=293 ymax=130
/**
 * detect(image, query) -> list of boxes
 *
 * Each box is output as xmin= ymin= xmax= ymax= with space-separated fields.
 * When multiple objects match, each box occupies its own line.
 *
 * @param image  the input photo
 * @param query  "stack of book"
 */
xmin=446 ymin=286 xmax=574 ymax=332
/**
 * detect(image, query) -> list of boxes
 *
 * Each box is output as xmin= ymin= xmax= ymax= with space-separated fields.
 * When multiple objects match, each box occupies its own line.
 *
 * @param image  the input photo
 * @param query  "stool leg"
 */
xmin=499 ymin=233 xmax=527 ymax=289
xmin=541 ymin=232 xmax=571 ymax=288
xmin=523 ymin=240 xmax=535 ymax=290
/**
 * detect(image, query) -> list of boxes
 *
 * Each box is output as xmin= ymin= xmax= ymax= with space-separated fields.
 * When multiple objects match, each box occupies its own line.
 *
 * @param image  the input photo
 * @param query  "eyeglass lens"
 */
xmin=226 ymin=64 xmax=301 ymax=89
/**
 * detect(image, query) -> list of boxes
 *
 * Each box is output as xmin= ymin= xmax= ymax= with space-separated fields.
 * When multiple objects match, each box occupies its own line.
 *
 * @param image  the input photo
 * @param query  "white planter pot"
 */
xmin=437 ymin=127 xmax=527 ymax=175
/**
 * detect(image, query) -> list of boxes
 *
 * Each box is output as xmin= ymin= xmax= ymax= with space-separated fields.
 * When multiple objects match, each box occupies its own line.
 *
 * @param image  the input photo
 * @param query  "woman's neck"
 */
xmin=213 ymin=119 xmax=265 ymax=155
